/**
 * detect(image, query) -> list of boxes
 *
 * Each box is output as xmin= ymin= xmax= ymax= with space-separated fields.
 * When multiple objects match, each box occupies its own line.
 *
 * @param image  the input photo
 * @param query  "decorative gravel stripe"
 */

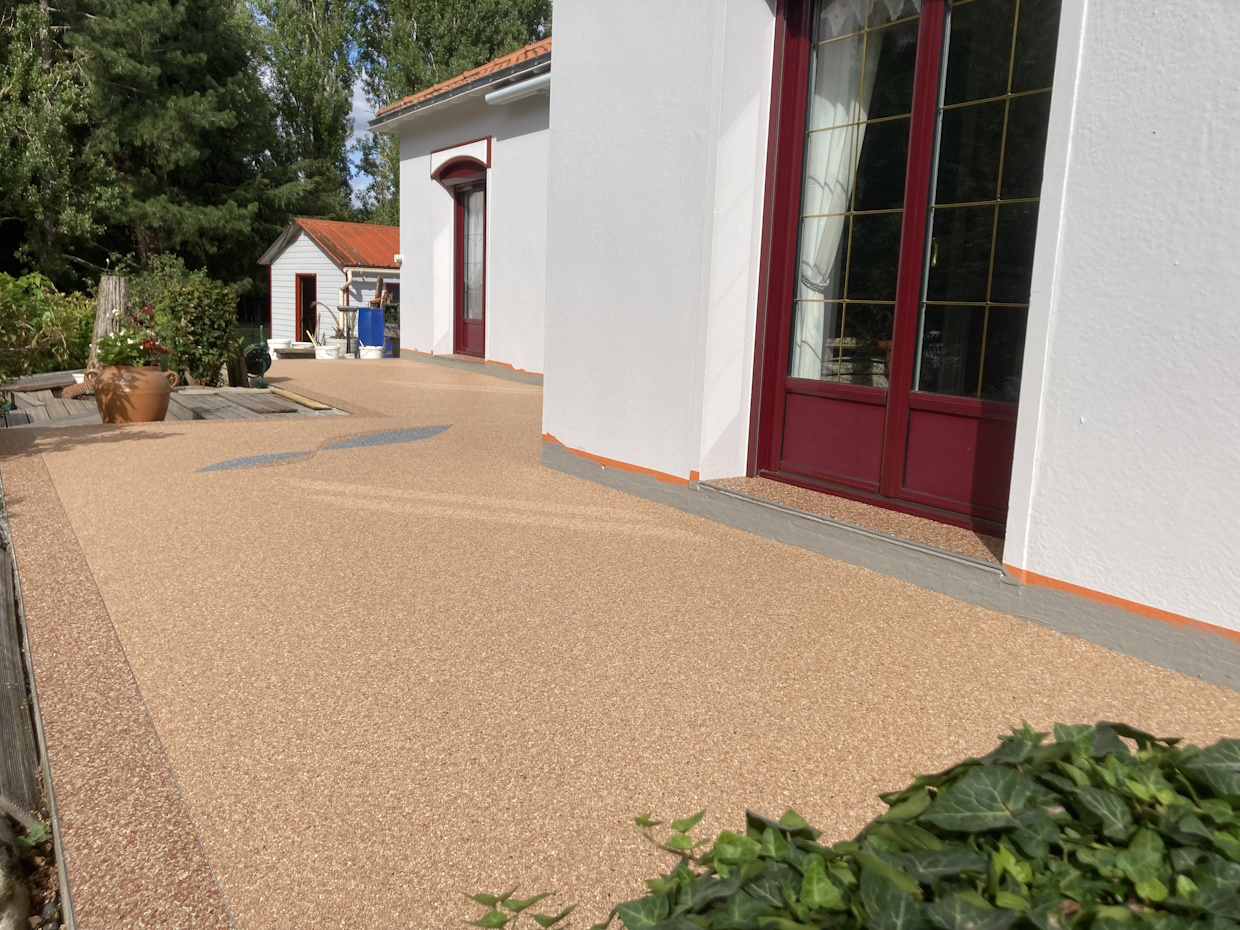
xmin=322 ymin=424 xmax=450 ymax=450
xmin=197 ymin=452 xmax=311 ymax=472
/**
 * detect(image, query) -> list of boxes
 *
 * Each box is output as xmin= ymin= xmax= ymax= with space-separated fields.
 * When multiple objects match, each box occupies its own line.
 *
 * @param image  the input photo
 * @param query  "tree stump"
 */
xmin=86 ymin=275 xmax=128 ymax=379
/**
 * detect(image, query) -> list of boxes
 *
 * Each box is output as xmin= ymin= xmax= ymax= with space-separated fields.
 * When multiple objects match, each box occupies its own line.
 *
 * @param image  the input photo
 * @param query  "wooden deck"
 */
xmin=1 ymin=384 xmax=346 ymax=428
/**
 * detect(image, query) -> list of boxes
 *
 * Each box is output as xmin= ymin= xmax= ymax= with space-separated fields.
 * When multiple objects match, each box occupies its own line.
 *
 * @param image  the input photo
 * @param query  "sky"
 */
xmin=349 ymin=75 xmax=376 ymax=200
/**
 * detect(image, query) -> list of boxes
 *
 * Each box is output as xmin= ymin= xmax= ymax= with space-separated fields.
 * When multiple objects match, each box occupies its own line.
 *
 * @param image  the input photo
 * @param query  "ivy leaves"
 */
xmin=462 ymin=723 xmax=1240 ymax=930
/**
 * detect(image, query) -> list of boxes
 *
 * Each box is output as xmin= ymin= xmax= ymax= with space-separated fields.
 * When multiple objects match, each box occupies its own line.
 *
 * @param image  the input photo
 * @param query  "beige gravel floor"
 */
xmin=2 ymin=357 xmax=1239 ymax=929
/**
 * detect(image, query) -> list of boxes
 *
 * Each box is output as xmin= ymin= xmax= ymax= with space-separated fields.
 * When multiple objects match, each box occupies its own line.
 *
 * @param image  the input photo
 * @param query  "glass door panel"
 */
xmin=914 ymin=0 xmax=1061 ymax=401
xmin=462 ymin=188 xmax=485 ymax=320
xmin=788 ymin=1 xmax=921 ymax=386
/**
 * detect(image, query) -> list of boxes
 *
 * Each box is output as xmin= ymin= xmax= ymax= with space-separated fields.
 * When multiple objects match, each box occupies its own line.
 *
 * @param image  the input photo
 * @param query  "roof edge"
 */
xmin=370 ymin=50 xmax=551 ymax=133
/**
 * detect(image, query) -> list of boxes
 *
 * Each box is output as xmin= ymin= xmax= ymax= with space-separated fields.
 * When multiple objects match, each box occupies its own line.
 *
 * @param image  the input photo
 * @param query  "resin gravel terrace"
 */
xmin=1 ymin=358 xmax=1237 ymax=929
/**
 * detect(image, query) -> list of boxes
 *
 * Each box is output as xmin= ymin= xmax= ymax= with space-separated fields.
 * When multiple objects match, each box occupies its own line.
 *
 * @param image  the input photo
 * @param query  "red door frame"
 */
xmin=295 ymin=273 xmax=317 ymax=343
xmin=452 ymin=183 xmax=487 ymax=357
xmin=438 ymin=160 xmax=488 ymax=359
xmin=748 ymin=0 xmax=1014 ymax=535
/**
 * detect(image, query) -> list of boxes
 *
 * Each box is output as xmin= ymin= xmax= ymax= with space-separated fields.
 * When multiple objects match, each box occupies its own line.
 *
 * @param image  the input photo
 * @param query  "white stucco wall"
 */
xmin=1006 ymin=0 xmax=1240 ymax=633
xmin=542 ymin=0 xmax=774 ymax=479
xmin=393 ymin=92 xmax=549 ymax=374
xmin=268 ymin=232 xmax=384 ymax=342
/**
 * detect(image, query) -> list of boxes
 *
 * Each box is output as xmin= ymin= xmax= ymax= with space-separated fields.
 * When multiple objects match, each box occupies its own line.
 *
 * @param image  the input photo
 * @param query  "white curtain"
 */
xmin=789 ymin=0 xmax=918 ymax=380
xmin=463 ymin=189 xmax=485 ymax=319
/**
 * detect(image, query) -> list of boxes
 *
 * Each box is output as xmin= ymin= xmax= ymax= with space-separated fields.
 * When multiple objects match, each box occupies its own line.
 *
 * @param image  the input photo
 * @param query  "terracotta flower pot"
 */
xmin=94 ymin=365 xmax=179 ymax=423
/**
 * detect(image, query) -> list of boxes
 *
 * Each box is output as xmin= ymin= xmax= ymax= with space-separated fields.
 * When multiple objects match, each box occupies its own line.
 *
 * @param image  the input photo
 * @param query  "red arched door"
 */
xmin=754 ymin=0 xmax=1062 ymax=535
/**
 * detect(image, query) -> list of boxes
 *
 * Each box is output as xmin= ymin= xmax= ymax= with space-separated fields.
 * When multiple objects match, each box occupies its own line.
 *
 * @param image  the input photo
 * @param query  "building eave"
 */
xmin=369 ymin=54 xmax=551 ymax=134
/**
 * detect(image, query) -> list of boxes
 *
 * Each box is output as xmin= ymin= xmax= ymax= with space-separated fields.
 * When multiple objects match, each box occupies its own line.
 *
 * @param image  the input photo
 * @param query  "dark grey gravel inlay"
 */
xmin=198 ymin=451 xmax=311 ymax=472
xmin=323 ymin=425 xmax=451 ymax=450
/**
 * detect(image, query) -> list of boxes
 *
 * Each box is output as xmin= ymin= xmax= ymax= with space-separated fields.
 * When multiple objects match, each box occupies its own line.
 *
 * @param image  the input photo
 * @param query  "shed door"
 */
xmin=296 ymin=274 xmax=317 ymax=343
xmin=758 ymin=0 xmax=1062 ymax=534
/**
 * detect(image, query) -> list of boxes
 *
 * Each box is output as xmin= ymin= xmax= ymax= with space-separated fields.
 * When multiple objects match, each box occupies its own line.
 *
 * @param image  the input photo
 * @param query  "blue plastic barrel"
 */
xmin=357 ymin=307 xmax=385 ymax=350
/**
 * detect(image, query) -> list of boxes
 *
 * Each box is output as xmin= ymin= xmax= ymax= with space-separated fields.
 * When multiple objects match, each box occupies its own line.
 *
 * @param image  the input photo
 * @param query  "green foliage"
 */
xmin=464 ymin=887 xmax=574 ymax=930
xmin=0 ymin=272 xmax=94 ymax=382
xmin=14 ymin=820 xmax=50 ymax=849
xmin=465 ymin=724 xmax=1240 ymax=930
xmin=252 ymin=0 xmax=359 ymax=219
xmin=135 ymin=255 xmax=236 ymax=385
xmin=0 ymin=2 xmax=116 ymax=284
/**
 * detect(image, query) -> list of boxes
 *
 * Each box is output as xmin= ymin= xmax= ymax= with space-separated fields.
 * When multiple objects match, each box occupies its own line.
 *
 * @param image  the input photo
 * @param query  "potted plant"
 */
xmin=93 ymin=306 xmax=179 ymax=423
xmin=325 ymin=308 xmax=348 ymax=355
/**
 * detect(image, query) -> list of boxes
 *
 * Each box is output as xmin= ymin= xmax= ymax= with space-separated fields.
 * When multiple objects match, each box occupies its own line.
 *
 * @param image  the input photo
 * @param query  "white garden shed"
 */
xmin=258 ymin=218 xmax=401 ymax=344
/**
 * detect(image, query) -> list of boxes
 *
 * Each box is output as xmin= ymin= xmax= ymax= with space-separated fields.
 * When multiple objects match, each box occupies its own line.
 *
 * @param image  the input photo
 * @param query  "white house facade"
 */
xmin=370 ymin=39 xmax=551 ymax=375
xmin=539 ymin=0 xmax=1240 ymax=646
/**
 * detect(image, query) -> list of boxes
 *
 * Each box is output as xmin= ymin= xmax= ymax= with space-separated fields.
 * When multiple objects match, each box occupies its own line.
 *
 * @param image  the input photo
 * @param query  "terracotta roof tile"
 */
xmin=375 ymin=37 xmax=551 ymax=120
xmin=294 ymin=218 xmax=400 ymax=269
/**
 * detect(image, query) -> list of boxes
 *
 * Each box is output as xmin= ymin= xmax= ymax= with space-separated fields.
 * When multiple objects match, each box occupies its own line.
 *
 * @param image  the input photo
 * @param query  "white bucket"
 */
xmin=359 ymin=345 xmax=384 ymax=359
xmin=315 ymin=345 xmax=341 ymax=359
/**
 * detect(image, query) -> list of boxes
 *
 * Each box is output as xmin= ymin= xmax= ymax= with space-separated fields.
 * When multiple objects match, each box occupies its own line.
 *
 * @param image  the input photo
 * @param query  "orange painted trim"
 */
xmin=1005 ymin=564 xmax=1240 ymax=646
xmin=486 ymin=359 xmax=543 ymax=377
xmin=689 ymin=470 xmax=700 ymax=482
xmin=542 ymin=433 xmax=690 ymax=486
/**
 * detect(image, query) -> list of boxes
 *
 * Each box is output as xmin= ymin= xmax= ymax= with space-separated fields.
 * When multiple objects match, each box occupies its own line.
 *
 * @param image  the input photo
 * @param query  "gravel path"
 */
xmin=2 ymin=358 xmax=1237 ymax=929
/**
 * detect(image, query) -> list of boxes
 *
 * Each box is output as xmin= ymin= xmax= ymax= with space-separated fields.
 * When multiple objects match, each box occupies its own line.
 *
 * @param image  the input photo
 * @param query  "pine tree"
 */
xmin=65 ymin=0 xmax=279 ymax=283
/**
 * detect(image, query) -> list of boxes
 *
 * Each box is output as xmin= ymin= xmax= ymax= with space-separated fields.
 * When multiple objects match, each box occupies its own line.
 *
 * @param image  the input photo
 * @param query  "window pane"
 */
xmin=916 ymin=304 xmax=984 ymax=395
xmin=924 ymin=205 xmax=993 ymax=304
xmin=846 ymin=213 xmax=903 ymax=301
xmin=980 ymin=308 xmax=1028 ymax=401
xmin=853 ymin=116 xmax=911 ymax=211
xmin=789 ymin=301 xmax=845 ymax=380
xmin=990 ymin=202 xmax=1038 ymax=303
xmin=934 ymin=99 xmax=1004 ymax=205
xmin=463 ymin=189 xmax=485 ymax=319
xmin=839 ymin=303 xmax=895 ymax=387
xmin=817 ymin=0 xmax=866 ymax=39
xmin=1011 ymin=0 xmax=1062 ymax=92
xmin=866 ymin=17 xmax=921 ymax=120
xmin=1000 ymin=91 xmax=1052 ymax=199
xmin=796 ymin=216 xmax=849 ymax=302
xmin=801 ymin=126 xmax=859 ymax=216
xmin=807 ymin=34 xmax=864 ymax=131
xmin=942 ymin=0 xmax=1017 ymax=105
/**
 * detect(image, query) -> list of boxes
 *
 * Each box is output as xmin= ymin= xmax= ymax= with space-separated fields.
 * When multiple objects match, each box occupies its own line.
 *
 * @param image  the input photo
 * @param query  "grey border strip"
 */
xmin=0 ymin=473 xmax=76 ymax=930
xmin=405 ymin=353 xmax=543 ymax=385
xmin=542 ymin=440 xmax=1240 ymax=691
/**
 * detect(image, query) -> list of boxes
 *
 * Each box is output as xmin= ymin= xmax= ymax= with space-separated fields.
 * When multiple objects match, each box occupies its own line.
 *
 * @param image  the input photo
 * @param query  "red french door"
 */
xmin=454 ymin=183 xmax=486 ymax=357
xmin=754 ymin=0 xmax=1062 ymax=535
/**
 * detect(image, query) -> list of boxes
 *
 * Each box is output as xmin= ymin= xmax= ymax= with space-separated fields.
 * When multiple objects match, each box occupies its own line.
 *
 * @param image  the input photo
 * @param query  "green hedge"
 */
xmin=0 ymin=273 xmax=95 ymax=383
xmin=466 ymin=724 xmax=1240 ymax=930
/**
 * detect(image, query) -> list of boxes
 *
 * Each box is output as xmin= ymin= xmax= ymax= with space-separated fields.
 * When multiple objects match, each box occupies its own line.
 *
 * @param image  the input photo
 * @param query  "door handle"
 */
xmin=930 ymin=238 xmax=939 ymax=268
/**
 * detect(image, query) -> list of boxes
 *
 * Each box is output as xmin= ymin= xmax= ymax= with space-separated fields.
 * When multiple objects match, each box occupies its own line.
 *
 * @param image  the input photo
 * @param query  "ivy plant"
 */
xmin=465 ymin=723 xmax=1240 ymax=930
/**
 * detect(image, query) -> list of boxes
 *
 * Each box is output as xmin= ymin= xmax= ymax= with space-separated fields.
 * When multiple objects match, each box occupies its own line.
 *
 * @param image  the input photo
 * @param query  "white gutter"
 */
xmin=485 ymin=72 xmax=551 ymax=106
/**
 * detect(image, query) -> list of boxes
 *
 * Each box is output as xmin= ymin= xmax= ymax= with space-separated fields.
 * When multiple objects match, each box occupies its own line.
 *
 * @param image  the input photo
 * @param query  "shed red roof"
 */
xmin=293 ymin=219 xmax=400 ymax=269
xmin=375 ymin=37 xmax=552 ymax=119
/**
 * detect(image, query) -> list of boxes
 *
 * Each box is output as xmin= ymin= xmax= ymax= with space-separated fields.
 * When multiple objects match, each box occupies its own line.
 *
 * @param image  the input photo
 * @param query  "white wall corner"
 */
xmin=1002 ymin=0 xmax=1090 ymax=570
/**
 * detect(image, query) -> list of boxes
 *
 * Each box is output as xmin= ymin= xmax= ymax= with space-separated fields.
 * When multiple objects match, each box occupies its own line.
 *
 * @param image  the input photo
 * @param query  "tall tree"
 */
xmin=0 ymin=0 xmax=115 ymax=285
xmin=65 ymin=0 xmax=281 ymax=284
xmin=252 ymin=0 xmax=358 ymax=220
xmin=355 ymin=0 xmax=551 ymax=222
